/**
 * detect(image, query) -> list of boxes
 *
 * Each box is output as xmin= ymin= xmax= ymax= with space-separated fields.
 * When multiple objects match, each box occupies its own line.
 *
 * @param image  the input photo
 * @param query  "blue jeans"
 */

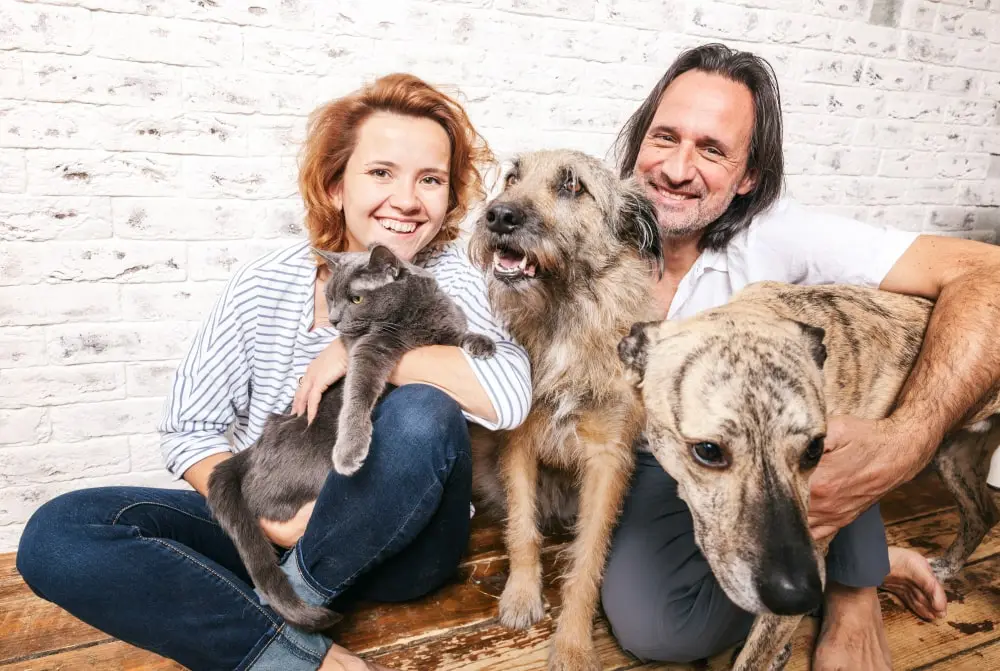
xmin=16 ymin=385 xmax=473 ymax=671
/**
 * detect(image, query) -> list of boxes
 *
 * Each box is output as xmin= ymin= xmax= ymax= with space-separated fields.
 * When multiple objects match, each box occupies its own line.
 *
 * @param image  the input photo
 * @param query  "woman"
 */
xmin=17 ymin=74 xmax=531 ymax=671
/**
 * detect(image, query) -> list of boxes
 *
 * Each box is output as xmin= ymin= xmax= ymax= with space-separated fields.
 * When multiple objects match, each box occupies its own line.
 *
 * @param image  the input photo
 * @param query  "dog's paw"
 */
xmin=461 ymin=333 xmax=496 ymax=358
xmin=499 ymin=576 xmax=545 ymax=630
xmin=332 ymin=434 xmax=370 ymax=476
xmin=548 ymin=637 xmax=600 ymax=671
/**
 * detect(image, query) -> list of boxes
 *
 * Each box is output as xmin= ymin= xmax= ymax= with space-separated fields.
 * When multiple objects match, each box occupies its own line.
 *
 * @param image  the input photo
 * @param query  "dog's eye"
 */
xmin=505 ymin=172 xmax=519 ymax=188
xmin=691 ymin=442 xmax=728 ymax=468
xmin=559 ymin=174 xmax=585 ymax=197
xmin=800 ymin=436 xmax=825 ymax=470
xmin=350 ymin=295 xmax=363 ymax=304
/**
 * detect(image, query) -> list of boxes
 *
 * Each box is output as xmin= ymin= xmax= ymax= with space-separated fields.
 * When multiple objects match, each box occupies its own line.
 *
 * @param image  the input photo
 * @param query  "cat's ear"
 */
xmin=313 ymin=248 xmax=343 ymax=269
xmin=367 ymin=244 xmax=401 ymax=278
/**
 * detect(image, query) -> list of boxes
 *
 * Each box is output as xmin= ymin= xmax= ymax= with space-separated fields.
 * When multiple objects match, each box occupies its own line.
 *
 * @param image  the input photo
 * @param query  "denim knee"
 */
xmin=16 ymin=490 xmax=94 ymax=599
xmin=376 ymin=384 xmax=470 ymax=466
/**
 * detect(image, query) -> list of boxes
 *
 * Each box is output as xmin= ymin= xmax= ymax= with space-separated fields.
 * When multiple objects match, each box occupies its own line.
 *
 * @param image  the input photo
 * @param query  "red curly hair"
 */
xmin=298 ymin=73 xmax=494 ymax=255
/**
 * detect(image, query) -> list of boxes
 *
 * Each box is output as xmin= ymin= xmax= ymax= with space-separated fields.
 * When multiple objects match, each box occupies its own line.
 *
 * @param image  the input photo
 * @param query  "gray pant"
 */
xmin=600 ymin=452 xmax=890 ymax=663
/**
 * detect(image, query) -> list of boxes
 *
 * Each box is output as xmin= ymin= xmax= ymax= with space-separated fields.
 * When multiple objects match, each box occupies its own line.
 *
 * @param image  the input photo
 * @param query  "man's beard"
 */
xmin=653 ymin=188 xmax=740 ymax=242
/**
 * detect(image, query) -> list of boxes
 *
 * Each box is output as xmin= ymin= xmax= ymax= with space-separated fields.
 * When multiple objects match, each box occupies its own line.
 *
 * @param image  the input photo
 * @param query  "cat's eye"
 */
xmin=350 ymin=295 xmax=363 ymax=304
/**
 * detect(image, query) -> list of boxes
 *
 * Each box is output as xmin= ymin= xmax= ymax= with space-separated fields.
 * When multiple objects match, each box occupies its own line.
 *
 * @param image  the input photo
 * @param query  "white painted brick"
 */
xmin=901 ymin=1 xmax=939 ymax=32
xmin=925 ymin=206 xmax=986 ymax=231
xmin=257 ymin=200 xmax=307 ymax=239
xmin=853 ymin=120 xmax=914 ymax=147
xmin=687 ymin=2 xmax=766 ymax=42
xmin=40 ymin=241 xmax=186 ymax=284
xmin=0 ymin=53 xmax=24 ymax=100
xmin=911 ymin=125 xmax=971 ymax=151
xmin=879 ymin=149 xmax=939 ymax=178
xmin=936 ymin=6 xmax=994 ymax=41
xmin=815 ymin=147 xmax=882 ymax=175
xmin=955 ymin=40 xmax=1000 ymax=70
xmin=100 ymin=109 xmax=248 ymax=157
xmin=835 ymin=23 xmax=901 ymax=58
xmin=0 ymin=150 xmax=26 ymax=194
xmin=983 ymin=73 xmax=1000 ymax=100
xmin=823 ymin=87 xmax=887 ymax=117
xmin=867 ymin=206 xmax=930 ymax=232
xmin=92 ymin=14 xmax=242 ymax=67
xmin=813 ymin=0 xmax=870 ymax=19
xmin=885 ymin=92 xmax=946 ymax=121
xmin=23 ymin=54 xmax=184 ymax=106
xmin=845 ymin=177 xmax=910 ymax=205
xmin=0 ymin=327 xmax=46 ymax=368
xmin=0 ymin=196 xmax=111 ymax=242
xmin=595 ymin=0 xmax=684 ymax=28
xmin=859 ymin=58 xmax=925 ymax=91
xmin=126 ymin=362 xmax=179 ymax=398
xmin=956 ymin=181 xmax=1000 ymax=206
xmin=46 ymin=322 xmax=196 ymax=365
xmin=0 ymin=407 xmax=49 ymax=446
xmin=120 ymin=282 xmax=226 ymax=322
xmin=936 ymin=153 xmax=991 ymax=179
xmin=495 ymin=0 xmax=595 ymax=20
xmin=904 ymin=32 xmax=960 ymax=64
xmin=785 ymin=114 xmax=857 ymax=146
xmin=188 ymin=240 xmax=289 ymax=281
xmin=937 ymin=0 xmax=989 ymax=10
xmin=174 ymin=0 xmax=316 ymax=28
xmin=784 ymin=176 xmax=844 ymax=206
xmin=184 ymin=70 xmax=317 ymax=115
xmin=945 ymin=99 xmax=998 ymax=125
xmin=926 ymin=66 xmax=980 ymax=94
xmin=243 ymin=28 xmax=372 ymax=76
xmin=0 ymin=363 xmax=126 ymax=408
xmin=0 ymin=525 xmax=24 ymax=553
xmin=0 ymin=437 xmax=131 ymax=486
xmin=0 ymin=101 xmax=98 ymax=150
xmin=49 ymin=397 xmax=165 ymax=442
xmin=128 ymin=433 xmax=166 ymax=473
xmin=247 ymin=115 xmax=307 ymax=157
xmin=27 ymin=150 xmax=184 ymax=197
xmin=183 ymin=157 xmax=299 ymax=199
xmin=938 ymin=228 xmax=996 ymax=244
xmin=0 ymin=3 xmax=92 ymax=56
xmin=766 ymin=14 xmax=836 ymax=49
xmin=784 ymin=144 xmax=818 ymax=176
xmin=968 ymin=129 xmax=1000 ymax=153
xmin=112 ymin=198 xmax=262 ymax=240
xmin=906 ymin=180 xmax=960 ymax=205
xmin=0 ymin=283 xmax=120 ymax=326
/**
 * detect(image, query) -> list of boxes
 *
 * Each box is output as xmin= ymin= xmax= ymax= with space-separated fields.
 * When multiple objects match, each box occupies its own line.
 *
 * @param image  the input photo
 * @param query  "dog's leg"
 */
xmin=930 ymin=423 xmax=1000 ymax=581
xmin=731 ymin=614 xmax=803 ymax=671
xmin=498 ymin=424 xmax=546 ymax=630
xmin=548 ymin=439 xmax=635 ymax=671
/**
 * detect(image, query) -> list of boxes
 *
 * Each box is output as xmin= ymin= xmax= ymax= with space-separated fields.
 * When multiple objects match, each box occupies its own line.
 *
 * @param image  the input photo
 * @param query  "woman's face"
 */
xmin=332 ymin=112 xmax=452 ymax=262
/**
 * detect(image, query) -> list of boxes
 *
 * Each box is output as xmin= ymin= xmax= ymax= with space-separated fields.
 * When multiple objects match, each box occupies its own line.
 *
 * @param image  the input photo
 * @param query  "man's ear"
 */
xmin=736 ymin=169 xmax=757 ymax=196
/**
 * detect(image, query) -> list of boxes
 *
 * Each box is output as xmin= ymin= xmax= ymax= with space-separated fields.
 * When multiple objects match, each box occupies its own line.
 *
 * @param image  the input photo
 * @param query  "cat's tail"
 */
xmin=206 ymin=455 xmax=342 ymax=632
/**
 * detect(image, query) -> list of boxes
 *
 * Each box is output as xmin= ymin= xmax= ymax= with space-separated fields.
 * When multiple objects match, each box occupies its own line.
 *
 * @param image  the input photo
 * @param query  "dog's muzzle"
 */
xmin=484 ymin=202 xmax=538 ymax=282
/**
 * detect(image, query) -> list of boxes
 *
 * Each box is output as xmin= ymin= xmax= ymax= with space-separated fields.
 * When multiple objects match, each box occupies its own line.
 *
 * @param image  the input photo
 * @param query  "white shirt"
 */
xmin=666 ymin=198 xmax=920 ymax=321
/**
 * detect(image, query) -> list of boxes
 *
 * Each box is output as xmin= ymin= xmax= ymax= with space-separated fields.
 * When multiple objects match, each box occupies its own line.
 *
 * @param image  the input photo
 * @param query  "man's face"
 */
xmin=634 ymin=70 xmax=758 ymax=240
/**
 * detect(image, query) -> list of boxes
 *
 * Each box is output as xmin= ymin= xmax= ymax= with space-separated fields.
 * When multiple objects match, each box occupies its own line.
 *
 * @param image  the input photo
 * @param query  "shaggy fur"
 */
xmin=468 ymin=150 xmax=663 ymax=671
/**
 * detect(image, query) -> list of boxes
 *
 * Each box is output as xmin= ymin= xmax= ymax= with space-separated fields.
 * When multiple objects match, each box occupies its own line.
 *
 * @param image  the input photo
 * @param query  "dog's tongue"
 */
xmin=497 ymin=251 xmax=524 ymax=269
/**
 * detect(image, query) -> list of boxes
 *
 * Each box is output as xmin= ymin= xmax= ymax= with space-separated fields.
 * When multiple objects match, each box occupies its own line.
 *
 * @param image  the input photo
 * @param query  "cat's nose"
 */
xmin=485 ymin=203 xmax=524 ymax=234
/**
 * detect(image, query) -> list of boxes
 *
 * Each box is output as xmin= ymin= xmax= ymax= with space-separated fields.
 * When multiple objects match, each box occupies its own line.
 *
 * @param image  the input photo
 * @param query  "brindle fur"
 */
xmin=468 ymin=150 xmax=663 ymax=671
xmin=619 ymin=281 xmax=1000 ymax=670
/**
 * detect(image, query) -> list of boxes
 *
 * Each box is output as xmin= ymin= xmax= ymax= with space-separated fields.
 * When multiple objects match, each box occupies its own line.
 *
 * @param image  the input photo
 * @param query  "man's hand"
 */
xmin=293 ymin=339 xmax=349 ymax=424
xmin=259 ymin=501 xmax=315 ymax=548
xmin=808 ymin=415 xmax=927 ymax=541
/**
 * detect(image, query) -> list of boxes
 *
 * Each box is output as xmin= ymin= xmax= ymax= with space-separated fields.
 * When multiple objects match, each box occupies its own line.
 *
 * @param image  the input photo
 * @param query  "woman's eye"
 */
xmin=421 ymin=175 xmax=443 ymax=185
xmin=370 ymin=169 xmax=390 ymax=178
xmin=350 ymin=295 xmax=363 ymax=304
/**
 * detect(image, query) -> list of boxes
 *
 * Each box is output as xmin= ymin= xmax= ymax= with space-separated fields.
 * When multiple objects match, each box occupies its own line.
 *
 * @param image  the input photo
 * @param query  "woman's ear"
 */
xmin=329 ymin=182 xmax=344 ymax=211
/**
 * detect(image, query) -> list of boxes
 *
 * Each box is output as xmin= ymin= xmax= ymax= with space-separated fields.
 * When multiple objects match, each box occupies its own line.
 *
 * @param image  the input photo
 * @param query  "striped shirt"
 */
xmin=158 ymin=239 xmax=533 ymax=479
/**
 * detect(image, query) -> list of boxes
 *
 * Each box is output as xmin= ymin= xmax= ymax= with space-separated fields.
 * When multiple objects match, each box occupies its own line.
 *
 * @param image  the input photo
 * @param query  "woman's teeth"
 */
xmin=379 ymin=219 xmax=418 ymax=233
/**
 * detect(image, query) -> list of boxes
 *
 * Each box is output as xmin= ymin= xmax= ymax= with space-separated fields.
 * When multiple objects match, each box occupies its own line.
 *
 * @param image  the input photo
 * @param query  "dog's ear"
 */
xmin=795 ymin=322 xmax=827 ymax=369
xmin=616 ymin=181 xmax=664 ymax=277
xmin=619 ymin=321 xmax=658 ymax=383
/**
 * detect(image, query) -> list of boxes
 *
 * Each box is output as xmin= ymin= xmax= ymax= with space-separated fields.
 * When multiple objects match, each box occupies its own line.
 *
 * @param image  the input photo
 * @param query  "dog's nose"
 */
xmin=485 ymin=203 xmax=524 ymax=234
xmin=757 ymin=566 xmax=823 ymax=615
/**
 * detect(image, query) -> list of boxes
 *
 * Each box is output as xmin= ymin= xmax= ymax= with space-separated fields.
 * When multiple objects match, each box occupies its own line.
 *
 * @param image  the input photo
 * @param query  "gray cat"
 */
xmin=207 ymin=243 xmax=495 ymax=631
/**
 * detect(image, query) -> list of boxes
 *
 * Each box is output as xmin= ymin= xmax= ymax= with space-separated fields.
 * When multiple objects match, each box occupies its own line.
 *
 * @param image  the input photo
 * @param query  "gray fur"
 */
xmin=206 ymin=244 xmax=494 ymax=632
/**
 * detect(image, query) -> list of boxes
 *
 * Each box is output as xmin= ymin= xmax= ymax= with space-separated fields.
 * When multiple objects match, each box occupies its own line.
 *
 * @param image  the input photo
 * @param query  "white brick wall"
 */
xmin=1 ymin=0 xmax=998 ymax=552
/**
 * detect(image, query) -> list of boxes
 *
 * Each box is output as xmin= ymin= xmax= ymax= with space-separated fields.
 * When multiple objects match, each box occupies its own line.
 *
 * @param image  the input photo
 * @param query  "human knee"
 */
xmin=376 ymin=384 xmax=470 ymax=463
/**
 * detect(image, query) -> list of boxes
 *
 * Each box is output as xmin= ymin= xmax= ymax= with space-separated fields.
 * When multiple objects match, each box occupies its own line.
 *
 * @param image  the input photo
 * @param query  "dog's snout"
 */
xmin=757 ymin=566 xmax=823 ymax=615
xmin=485 ymin=203 xmax=524 ymax=234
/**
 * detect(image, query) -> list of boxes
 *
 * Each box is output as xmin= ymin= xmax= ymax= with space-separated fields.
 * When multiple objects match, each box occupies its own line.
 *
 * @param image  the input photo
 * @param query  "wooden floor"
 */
xmin=1 ymin=473 xmax=998 ymax=670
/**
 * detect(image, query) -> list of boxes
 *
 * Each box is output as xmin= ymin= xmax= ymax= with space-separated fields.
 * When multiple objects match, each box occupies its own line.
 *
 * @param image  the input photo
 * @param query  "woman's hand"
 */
xmin=259 ymin=501 xmax=316 ymax=548
xmin=293 ymin=339 xmax=349 ymax=424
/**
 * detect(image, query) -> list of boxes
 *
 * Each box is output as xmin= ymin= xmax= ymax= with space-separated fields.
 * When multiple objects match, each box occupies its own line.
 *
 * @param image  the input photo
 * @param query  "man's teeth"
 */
xmin=379 ymin=219 xmax=417 ymax=233
xmin=656 ymin=185 xmax=696 ymax=201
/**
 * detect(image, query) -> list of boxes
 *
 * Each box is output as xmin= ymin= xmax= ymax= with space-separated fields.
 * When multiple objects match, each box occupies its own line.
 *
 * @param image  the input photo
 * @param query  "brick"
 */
xmin=49 ymin=398 xmax=166 ymax=442
xmin=983 ymin=74 xmax=1000 ymax=100
xmin=92 ymin=13 xmax=242 ymax=67
xmin=99 ymin=109 xmax=248 ymax=157
xmin=945 ymin=99 xmax=998 ymax=125
xmin=968 ymin=129 xmax=1000 ymax=153
xmin=765 ymin=14 xmax=836 ymax=49
xmin=686 ymin=3 xmax=766 ymax=42
xmin=257 ymin=200 xmax=307 ymax=239
xmin=853 ymin=120 xmax=914 ymax=147
xmin=859 ymin=58 xmax=925 ymax=91
xmin=0 ymin=3 xmax=92 ymax=55
xmin=0 ymin=283 xmax=120 ymax=326
xmin=935 ymin=153 xmax=991 ymax=179
xmin=126 ymin=362 xmax=179 ymax=398
xmin=120 ymin=281 xmax=226 ymax=321
xmin=926 ymin=206 xmax=986 ymax=231
xmin=243 ymin=28 xmax=372 ymax=76
xmin=0 ymin=53 xmax=24 ymax=100
xmin=911 ymin=125 xmax=971 ymax=151
xmin=885 ymin=92 xmax=946 ymax=121
xmin=0 ymin=525 xmax=23 ymax=553
xmin=784 ymin=144 xmax=818 ymax=176
xmin=904 ymin=32 xmax=960 ymax=64
xmin=183 ymin=157 xmax=299 ymax=199
xmin=900 ymin=0 xmax=938 ymax=32
xmin=870 ymin=0 xmax=904 ymax=27
xmin=188 ymin=240 xmax=289 ymax=281
xmin=867 ymin=206 xmax=928 ymax=231
xmin=935 ymin=228 xmax=996 ymax=244
xmin=815 ymin=147 xmax=882 ymax=176
xmin=0 ymin=363 xmax=126 ymax=408
xmin=0 ymin=437 xmax=131 ymax=487
xmin=823 ymin=87 xmax=886 ymax=118
xmin=936 ymin=7 xmax=994 ymax=41
xmin=184 ymin=69 xmax=317 ymax=115
xmin=595 ymin=0 xmax=684 ymax=28
xmin=174 ymin=0 xmax=316 ymax=28
xmin=495 ymin=0 xmax=596 ymax=20
xmin=0 ymin=150 xmax=26 ymax=194
xmin=247 ymin=115 xmax=308 ymax=157
xmin=955 ymin=40 xmax=1000 ymax=70
xmin=813 ymin=0 xmax=870 ymax=20
xmin=878 ymin=150 xmax=939 ymax=178
xmin=926 ymin=66 xmax=980 ymax=94
xmin=784 ymin=176 xmax=844 ymax=206
xmin=0 ymin=327 xmax=47 ymax=368
xmin=0 ymin=407 xmax=49 ymax=446
xmin=906 ymin=180 xmax=960 ymax=205
xmin=0 ymin=101 xmax=98 ymax=150
xmin=845 ymin=177 xmax=910 ymax=205
xmin=112 ymin=198 xmax=262 ymax=240
xmin=785 ymin=114 xmax=857 ymax=146
xmin=16 ymin=0 xmax=173 ymax=14
xmin=799 ymin=53 xmax=864 ymax=86
xmin=956 ymin=181 xmax=1000 ymax=206
xmin=46 ymin=322 xmax=197 ymax=364
xmin=936 ymin=0 xmax=989 ymax=10
xmin=22 ymin=54 xmax=184 ymax=106
xmin=128 ymin=433 xmax=167 ymax=473
xmin=26 ymin=150 xmax=184 ymax=197
xmin=990 ymin=155 xmax=1000 ymax=179
xmin=39 ymin=241 xmax=186 ymax=284
xmin=835 ymin=22 xmax=901 ymax=57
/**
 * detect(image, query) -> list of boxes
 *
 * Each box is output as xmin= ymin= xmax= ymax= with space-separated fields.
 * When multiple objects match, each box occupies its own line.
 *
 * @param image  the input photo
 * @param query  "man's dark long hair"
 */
xmin=614 ymin=43 xmax=784 ymax=251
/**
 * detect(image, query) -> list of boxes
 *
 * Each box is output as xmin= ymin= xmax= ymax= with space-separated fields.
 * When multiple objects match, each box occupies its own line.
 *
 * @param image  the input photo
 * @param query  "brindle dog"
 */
xmin=468 ymin=150 xmax=663 ymax=671
xmin=618 ymin=281 xmax=1000 ymax=670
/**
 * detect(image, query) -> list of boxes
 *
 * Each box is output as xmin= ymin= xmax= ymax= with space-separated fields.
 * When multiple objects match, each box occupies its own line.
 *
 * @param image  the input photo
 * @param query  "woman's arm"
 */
xmin=389 ymin=345 xmax=497 ymax=422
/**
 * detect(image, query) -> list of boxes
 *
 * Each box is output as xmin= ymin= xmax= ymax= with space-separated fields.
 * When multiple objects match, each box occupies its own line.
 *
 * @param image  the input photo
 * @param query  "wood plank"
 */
xmin=1 ymin=641 xmax=184 ymax=671
xmin=881 ymin=470 xmax=954 ymax=525
xmin=916 ymin=638 xmax=1000 ymax=670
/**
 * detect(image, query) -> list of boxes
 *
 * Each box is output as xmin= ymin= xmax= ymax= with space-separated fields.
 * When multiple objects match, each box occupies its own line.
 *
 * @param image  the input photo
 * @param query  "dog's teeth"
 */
xmin=517 ymin=256 xmax=527 ymax=270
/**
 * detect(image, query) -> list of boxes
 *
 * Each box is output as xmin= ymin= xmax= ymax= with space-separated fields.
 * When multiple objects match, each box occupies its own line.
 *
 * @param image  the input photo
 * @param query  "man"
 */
xmin=600 ymin=44 xmax=1000 ymax=670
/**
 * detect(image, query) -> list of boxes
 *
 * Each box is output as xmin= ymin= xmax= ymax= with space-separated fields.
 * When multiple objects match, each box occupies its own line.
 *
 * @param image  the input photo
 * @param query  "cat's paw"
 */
xmin=332 ymin=434 xmax=371 ymax=476
xmin=461 ymin=333 xmax=496 ymax=358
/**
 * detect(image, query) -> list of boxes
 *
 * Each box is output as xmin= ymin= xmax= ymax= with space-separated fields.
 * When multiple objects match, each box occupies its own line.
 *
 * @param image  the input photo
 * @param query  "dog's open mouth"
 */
xmin=492 ymin=247 xmax=537 ymax=281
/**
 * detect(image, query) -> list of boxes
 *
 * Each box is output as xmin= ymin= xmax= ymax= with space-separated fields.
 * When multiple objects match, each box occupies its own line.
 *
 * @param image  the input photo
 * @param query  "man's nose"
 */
xmin=660 ymin=143 xmax=696 ymax=184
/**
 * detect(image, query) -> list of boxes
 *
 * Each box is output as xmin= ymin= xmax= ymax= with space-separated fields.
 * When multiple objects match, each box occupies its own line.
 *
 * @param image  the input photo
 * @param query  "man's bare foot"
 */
xmin=813 ymin=583 xmax=892 ymax=671
xmin=881 ymin=546 xmax=947 ymax=621
xmin=319 ymin=643 xmax=398 ymax=671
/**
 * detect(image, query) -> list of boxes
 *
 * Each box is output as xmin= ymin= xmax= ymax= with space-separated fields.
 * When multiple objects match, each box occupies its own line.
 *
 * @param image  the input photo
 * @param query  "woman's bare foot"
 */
xmin=881 ymin=546 xmax=947 ymax=621
xmin=813 ymin=584 xmax=892 ymax=671
xmin=319 ymin=643 xmax=398 ymax=671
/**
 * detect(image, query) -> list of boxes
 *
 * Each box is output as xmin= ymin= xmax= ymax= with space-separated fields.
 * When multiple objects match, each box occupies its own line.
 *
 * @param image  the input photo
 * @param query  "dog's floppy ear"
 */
xmin=616 ymin=181 xmax=664 ymax=277
xmin=619 ymin=320 xmax=659 ymax=383
xmin=795 ymin=322 xmax=827 ymax=369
